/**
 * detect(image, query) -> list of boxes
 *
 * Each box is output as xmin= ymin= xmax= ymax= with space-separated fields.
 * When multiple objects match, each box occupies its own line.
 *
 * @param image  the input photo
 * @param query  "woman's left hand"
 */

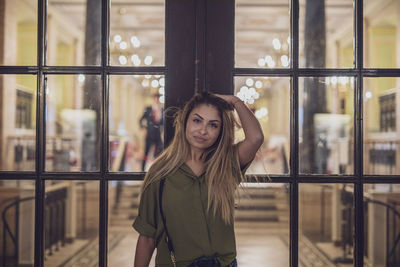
xmin=214 ymin=94 xmax=240 ymax=106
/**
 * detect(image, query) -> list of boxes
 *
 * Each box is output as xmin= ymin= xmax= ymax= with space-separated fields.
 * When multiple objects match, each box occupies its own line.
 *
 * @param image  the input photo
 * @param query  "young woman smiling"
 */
xmin=133 ymin=92 xmax=264 ymax=267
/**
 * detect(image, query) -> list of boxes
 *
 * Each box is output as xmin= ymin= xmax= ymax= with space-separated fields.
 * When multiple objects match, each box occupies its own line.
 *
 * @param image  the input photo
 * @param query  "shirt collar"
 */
xmin=179 ymin=162 xmax=206 ymax=179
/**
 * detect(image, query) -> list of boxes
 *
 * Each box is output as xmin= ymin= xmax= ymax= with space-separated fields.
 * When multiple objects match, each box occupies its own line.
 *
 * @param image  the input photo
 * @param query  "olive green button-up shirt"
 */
xmin=133 ymin=159 xmax=252 ymax=267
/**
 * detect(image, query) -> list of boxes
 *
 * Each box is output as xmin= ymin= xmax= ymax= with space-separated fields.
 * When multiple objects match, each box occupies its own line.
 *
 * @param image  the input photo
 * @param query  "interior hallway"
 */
xmin=108 ymin=225 xmax=290 ymax=267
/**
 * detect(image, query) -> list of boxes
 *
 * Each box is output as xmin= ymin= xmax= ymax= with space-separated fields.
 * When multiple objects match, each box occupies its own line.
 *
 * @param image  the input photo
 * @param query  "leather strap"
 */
xmin=159 ymin=178 xmax=177 ymax=266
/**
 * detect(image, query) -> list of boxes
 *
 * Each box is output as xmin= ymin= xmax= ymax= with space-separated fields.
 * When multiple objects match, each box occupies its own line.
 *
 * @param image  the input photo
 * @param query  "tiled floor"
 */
xmin=43 ymin=224 xmax=353 ymax=267
xmin=108 ymin=225 xmax=289 ymax=267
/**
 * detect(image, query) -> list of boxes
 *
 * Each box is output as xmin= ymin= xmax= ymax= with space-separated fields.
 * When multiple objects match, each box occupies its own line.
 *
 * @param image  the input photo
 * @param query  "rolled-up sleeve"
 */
xmin=132 ymin=182 xmax=159 ymax=238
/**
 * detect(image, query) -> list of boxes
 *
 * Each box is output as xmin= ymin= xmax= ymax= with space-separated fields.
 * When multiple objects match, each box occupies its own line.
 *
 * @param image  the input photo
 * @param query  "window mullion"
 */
xmin=290 ymin=0 xmax=299 ymax=266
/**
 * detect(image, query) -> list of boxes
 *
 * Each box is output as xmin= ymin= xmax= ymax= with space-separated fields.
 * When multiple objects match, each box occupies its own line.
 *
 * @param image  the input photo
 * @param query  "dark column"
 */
xmin=82 ymin=0 xmax=101 ymax=171
xmin=165 ymin=0 xmax=196 ymax=144
xmin=206 ymin=0 xmax=234 ymax=94
xmin=301 ymin=0 xmax=327 ymax=173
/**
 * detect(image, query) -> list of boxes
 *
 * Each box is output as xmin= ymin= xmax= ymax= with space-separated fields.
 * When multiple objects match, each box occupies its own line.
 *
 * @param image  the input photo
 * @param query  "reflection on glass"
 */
xmin=109 ymin=75 xmax=164 ymax=172
xmin=364 ymin=1 xmax=399 ymax=68
xmin=44 ymin=180 xmax=99 ymax=267
xmin=364 ymin=184 xmax=400 ymax=266
xmin=0 ymin=75 xmax=36 ymax=171
xmin=299 ymin=0 xmax=354 ymax=68
xmin=235 ymin=183 xmax=289 ymax=266
xmin=0 ymin=180 xmax=35 ymax=267
xmin=235 ymin=0 xmax=290 ymax=68
xmin=45 ymin=75 xmax=101 ymax=172
xmin=234 ymin=77 xmax=290 ymax=174
xmin=110 ymin=1 xmax=165 ymax=66
xmin=47 ymin=0 xmax=101 ymax=65
xmin=299 ymin=77 xmax=354 ymax=174
xmin=0 ymin=0 xmax=37 ymax=66
xmin=300 ymin=183 xmax=354 ymax=266
xmin=364 ymin=78 xmax=400 ymax=175
xmin=108 ymin=181 xmax=151 ymax=266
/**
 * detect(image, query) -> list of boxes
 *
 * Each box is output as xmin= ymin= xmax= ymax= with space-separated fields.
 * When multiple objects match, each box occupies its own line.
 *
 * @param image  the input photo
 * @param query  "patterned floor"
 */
xmin=44 ymin=229 xmax=352 ymax=267
xmin=57 ymin=232 xmax=126 ymax=267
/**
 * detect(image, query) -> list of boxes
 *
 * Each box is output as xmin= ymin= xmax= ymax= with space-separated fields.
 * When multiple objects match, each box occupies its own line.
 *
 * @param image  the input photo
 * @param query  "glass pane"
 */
xmin=108 ymin=181 xmax=156 ymax=266
xmin=299 ymin=183 xmax=354 ymax=266
xmin=234 ymin=77 xmax=290 ymax=174
xmin=0 ymin=75 xmax=37 ymax=171
xmin=45 ymin=75 xmax=101 ymax=172
xmin=109 ymin=75 xmax=164 ymax=172
xmin=0 ymin=180 xmax=35 ymax=267
xmin=47 ymin=0 xmax=101 ymax=66
xmin=107 ymin=181 xmax=289 ymax=267
xmin=299 ymin=0 xmax=354 ymax=68
xmin=363 ymin=77 xmax=400 ymax=175
xmin=235 ymin=0 xmax=290 ymax=68
xmin=0 ymin=0 xmax=37 ymax=65
xmin=235 ymin=183 xmax=289 ymax=266
xmin=44 ymin=180 xmax=99 ymax=267
xmin=110 ymin=1 xmax=165 ymax=66
xmin=364 ymin=0 xmax=399 ymax=68
xmin=299 ymin=77 xmax=354 ymax=174
xmin=364 ymin=184 xmax=400 ymax=266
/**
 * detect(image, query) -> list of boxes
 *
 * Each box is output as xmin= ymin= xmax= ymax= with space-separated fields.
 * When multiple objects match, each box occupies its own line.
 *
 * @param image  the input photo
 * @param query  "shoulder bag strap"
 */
xmin=159 ymin=178 xmax=177 ymax=267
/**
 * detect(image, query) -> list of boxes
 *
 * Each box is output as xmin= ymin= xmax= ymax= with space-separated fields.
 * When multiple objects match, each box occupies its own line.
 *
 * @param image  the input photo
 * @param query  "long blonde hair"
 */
xmin=142 ymin=92 xmax=244 ymax=224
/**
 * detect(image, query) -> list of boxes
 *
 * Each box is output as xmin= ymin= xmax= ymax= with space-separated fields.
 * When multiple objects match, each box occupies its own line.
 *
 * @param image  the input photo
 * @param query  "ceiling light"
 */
xmin=281 ymin=55 xmax=289 ymax=67
xmin=141 ymin=79 xmax=150 ymax=87
xmin=144 ymin=56 xmax=153 ymax=65
xmin=113 ymin=34 xmax=122 ymax=43
xmin=131 ymin=54 xmax=141 ymax=66
xmin=78 ymin=74 xmax=85 ymax=83
xmin=119 ymin=55 xmax=127 ymax=65
xmin=272 ymin=38 xmax=281 ymax=50
xmin=130 ymin=36 xmax=141 ymax=48
xmin=266 ymin=59 xmax=276 ymax=68
xmin=159 ymin=77 xmax=165 ymax=87
xmin=245 ymin=78 xmax=254 ymax=87
xmin=151 ymin=80 xmax=159 ymax=88
xmin=339 ymin=77 xmax=349 ymax=86
xmin=119 ymin=41 xmax=127 ymax=50
xmin=257 ymin=58 xmax=265 ymax=67
xmin=325 ymin=77 xmax=330 ymax=85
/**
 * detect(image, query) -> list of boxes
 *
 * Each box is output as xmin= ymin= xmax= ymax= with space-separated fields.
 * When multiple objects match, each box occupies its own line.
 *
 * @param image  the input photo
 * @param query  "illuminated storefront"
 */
xmin=0 ymin=0 xmax=399 ymax=266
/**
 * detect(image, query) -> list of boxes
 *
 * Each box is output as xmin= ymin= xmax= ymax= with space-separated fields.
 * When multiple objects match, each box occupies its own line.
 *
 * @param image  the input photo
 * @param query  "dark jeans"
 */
xmin=188 ymin=257 xmax=237 ymax=267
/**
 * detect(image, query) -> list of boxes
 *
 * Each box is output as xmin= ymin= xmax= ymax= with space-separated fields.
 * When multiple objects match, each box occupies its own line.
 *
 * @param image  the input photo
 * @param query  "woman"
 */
xmin=133 ymin=92 xmax=264 ymax=267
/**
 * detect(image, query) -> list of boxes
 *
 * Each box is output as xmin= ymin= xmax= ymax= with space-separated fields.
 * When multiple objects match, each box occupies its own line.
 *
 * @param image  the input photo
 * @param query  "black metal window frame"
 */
xmin=0 ymin=0 xmax=399 ymax=266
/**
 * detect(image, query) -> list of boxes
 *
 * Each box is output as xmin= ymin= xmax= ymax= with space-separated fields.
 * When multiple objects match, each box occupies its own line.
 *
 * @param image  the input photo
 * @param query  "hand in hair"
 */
xmin=215 ymin=93 xmax=264 ymax=168
xmin=214 ymin=94 xmax=241 ymax=107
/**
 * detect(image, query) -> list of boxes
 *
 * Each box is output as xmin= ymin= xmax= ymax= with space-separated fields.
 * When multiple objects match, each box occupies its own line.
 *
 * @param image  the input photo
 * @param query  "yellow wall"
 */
xmin=17 ymin=23 xmax=36 ymax=65
xmin=365 ymin=26 xmax=397 ymax=132
xmin=368 ymin=27 xmax=396 ymax=68
xmin=55 ymin=75 xmax=74 ymax=112
xmin=339 ymin=45 xmax=353 ymax=68
xmin=57 ymin=42 xmax=75 ymax=65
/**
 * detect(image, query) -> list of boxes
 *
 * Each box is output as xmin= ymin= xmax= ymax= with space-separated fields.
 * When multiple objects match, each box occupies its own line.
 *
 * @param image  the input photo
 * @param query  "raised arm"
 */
xmin=215 ymin=94 xmax=264 ymax=167
xmin=134 ymin=235 xmax=155 ymax=267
